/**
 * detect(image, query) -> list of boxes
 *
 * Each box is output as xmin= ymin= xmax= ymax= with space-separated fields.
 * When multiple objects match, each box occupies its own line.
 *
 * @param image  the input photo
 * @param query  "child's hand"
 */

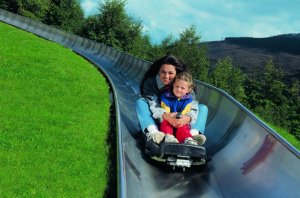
xmin=174 ymin=115 xmax=191 ymax=128
xmin=176 ymin=112 xmax=182 ymax=119
xmin=170 ymin=112 xmax=177 ymax=118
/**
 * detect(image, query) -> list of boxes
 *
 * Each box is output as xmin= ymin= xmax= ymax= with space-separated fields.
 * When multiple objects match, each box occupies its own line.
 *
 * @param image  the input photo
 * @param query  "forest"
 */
xmin=0 ymin=0 xmax=299 ymax=141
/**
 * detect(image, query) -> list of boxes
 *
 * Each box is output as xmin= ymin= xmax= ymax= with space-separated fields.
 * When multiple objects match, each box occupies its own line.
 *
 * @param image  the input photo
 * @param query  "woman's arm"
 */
xmin=143 ymin=77 xmax=174 ymax=123
xmin=184 ymin=90 xmax=199 ymax=126
xmin=149 ymin=96 xmax=167 ymax=122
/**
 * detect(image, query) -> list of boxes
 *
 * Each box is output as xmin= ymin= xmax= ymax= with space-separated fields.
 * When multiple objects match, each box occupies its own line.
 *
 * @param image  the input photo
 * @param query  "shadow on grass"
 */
xmin=104 ymin=95 xmax=117 ymax=198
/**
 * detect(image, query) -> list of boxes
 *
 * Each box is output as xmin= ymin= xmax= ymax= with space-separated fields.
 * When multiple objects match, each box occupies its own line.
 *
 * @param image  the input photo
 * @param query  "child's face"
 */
xmin=173 ymin=79 xmax=191 ymax=98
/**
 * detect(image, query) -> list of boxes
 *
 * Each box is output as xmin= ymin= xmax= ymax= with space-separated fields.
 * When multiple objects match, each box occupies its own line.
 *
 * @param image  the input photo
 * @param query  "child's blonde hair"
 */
xmin=174 ymin=72 xmax=195 ymax=90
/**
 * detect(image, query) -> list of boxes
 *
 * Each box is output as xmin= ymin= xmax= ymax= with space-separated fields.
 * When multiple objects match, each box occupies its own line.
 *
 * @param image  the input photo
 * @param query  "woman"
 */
xmin=135 ymin=55 xmax=208 ymax=145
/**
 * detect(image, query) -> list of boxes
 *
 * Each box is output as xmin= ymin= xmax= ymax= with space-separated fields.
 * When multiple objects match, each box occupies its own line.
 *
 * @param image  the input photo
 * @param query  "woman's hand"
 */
xmin=162 ymin=113 xmax=191 ymax=128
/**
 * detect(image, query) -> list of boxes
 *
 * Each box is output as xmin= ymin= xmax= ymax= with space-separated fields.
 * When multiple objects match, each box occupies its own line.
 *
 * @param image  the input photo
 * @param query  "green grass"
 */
xmin=0 ymin=22 xmax=110 ymax=197
xmin=266 ymin=122 xmax=300 ymax=151
xmin=254 ymin=113 xmax=300 ymax=150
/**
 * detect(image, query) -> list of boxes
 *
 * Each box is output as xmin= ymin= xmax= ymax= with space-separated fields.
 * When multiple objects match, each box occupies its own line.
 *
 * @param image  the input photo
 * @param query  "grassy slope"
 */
xmin=0 ymin=22 xmax=110 ymax=197
xmin=267 ymin=122 xmax=300 ymax=150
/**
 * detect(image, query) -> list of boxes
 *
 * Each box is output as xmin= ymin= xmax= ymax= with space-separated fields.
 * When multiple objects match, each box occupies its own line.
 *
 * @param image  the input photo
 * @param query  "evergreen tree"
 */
xmin=244 ymin=77 xmax=264 ymax=109
xmin=211 ymin=57 xmax=245 ymax=101
xmin=245 ymin=60 xmax=291 ymax=129
xmin=261 ymin=60 xmax=289 ymax=126
xmin=262 ymin=60 xmax=286 ymax=106
xmin=287 ymin=80 xmax=300 ymax=139
xmin=244 ymin=60 xmax=299 ymax=139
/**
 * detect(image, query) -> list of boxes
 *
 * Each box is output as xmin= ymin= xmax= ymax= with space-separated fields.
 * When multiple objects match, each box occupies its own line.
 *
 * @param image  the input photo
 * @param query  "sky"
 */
xmin=80 ymin=0 xmax=300 ymax=44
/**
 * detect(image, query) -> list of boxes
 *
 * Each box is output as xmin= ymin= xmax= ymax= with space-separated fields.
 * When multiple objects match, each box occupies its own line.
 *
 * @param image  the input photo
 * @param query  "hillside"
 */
xmin=202 ymin=34 xmax=300 ymax=82
xmin=0 ymin=22 xmax=110 ymax=196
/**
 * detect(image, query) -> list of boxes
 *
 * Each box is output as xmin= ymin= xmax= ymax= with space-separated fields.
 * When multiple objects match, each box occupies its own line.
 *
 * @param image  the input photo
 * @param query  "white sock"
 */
xmin=147 ymin=125 xmax=159 ymax=134
xmin=190 ymin=129 xmax=199 ymax=136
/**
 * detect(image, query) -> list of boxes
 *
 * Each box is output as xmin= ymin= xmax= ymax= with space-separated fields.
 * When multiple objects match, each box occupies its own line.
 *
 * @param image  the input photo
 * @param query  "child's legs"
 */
xmin=160 ymin=120 xmax=174 ymax=135
xmin=135 ymin=98 xmax=157 ymax=134
xmin=176 ymin=125 xmax=192 ymax=143
xmin=191 ymin=104 xmax=208 ymax=134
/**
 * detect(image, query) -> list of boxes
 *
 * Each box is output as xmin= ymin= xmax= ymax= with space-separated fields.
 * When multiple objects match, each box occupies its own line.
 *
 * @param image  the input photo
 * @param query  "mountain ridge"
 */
xmin=201 ymin=34 xmax=300 ymax=82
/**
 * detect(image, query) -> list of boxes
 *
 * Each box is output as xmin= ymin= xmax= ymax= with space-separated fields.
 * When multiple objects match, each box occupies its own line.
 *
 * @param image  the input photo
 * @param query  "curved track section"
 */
xmin=1 ymin=9 xmax=299 ymax=198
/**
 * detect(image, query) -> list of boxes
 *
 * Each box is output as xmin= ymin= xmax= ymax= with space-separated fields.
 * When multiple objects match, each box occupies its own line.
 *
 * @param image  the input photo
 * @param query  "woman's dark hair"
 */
xmin=140 ymin=55 xmax=188 ymax=94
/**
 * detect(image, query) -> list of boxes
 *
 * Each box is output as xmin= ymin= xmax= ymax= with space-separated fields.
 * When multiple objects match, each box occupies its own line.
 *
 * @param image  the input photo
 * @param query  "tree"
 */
xmin=262 ymin=60 xmax=286 ymax=106
xmin=261 ymin=60 xmax=289 ymax=126
xmin=96 ymin=0 xmax=127 ymax=49
xmin=43 ymin=0 xmax=85 ymax=34
xmin=243 ymin=60 xmax=299 ymax=138
xmin=127 ymin=33 xmax=153 ymax=60
xmin=173 ymin=26 xmax=210 ymax=82
xmin=245 ymin=60 xmax=291 ymax=128
xmin=210 ymin=57 xmax=245 ymax=101
xmin=0 ymin=0 xmax=51 ymax=21
xmin=244 ymin=77 xmax=264 ymax=109
xmin=81 ymin=15 xmax=100 ymax=41
xmin=150 ymin=35 xmax=175 ymax=59
xmin=0 ymin=0 xmax=84 ymax=33
xmin=0 ymin=0 xmax=18 ymax=13
xmin=81 ymin=0 xmax=153 ymax=60
xmin=286 ymin=80 xmax=300 ymax=139
xmin=153 ymin=26 xmax=210 ymax=82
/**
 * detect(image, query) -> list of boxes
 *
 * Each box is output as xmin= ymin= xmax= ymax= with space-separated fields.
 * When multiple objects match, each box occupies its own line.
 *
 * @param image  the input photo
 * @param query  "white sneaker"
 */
xmin=147 ymin=131 xmax=165 ymax=144
xmin=164 ymin=134 xmax=179 ymax=143
xmin=190 ymin=129 xmax=199 ymax=136
xmin=184 ymin=137 xmax=198 ymax=145
xmin=192 ymin=134 xmax=206 ymax=145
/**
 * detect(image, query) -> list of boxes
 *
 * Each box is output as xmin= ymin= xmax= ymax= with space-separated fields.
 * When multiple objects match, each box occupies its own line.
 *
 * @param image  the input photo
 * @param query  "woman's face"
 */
xmin=158 ymin=64 xmax=177 ymax=85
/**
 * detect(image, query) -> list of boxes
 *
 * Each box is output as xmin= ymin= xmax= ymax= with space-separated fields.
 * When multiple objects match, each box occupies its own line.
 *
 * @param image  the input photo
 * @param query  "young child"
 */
xmin=159 ymin=72 xmax=198 ymax=145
